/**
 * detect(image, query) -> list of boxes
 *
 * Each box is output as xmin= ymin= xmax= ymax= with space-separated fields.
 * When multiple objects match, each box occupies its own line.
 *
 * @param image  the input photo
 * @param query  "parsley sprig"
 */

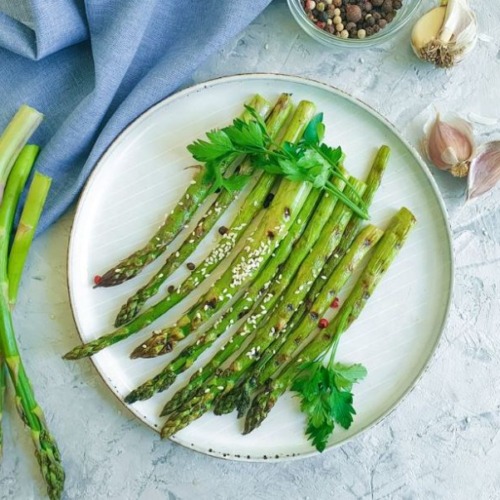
xmin=187 ymin=107 xmax=368 ymax=219
xmin=291 ymin=308 xmax=367 ymax=452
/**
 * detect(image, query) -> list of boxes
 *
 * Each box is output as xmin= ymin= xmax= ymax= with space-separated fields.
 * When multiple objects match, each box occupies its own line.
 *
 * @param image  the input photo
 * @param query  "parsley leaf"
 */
xmin=303 ymin=113 xmax=325 ymax=146
xmin=222 ymin=174 xmax=252 ymax=193
xmin=243 ymin=105 xmax=270 ymax=138
xmin=188 ymin=130 xmax=235 ymax=163
xmin=333 ymin=363 xmax=368 ymax=391
xmin=291 ymin=308 xmax=367 ymax=452
xmin=186 ymin=106 xmax=369 ymax=219
xmin=292 ymin=360 xmax=366 ymax=452
xmin=223 ymin=119 xmax=266 ymax=151
xmin=318 ymin=143 xmax=343 ymax=166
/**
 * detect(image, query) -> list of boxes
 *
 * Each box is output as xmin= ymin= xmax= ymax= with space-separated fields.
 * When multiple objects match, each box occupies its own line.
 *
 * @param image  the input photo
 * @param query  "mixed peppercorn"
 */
xmin=302 ymin=0 xmax=404 ymax=39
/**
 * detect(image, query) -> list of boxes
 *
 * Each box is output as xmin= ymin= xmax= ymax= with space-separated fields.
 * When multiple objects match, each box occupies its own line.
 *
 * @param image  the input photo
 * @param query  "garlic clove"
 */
xmin=423 ymin=113 xmax=475 ymax=177
xmin=467 ymin=141 xmax=500 ymax=199
xmin=411 ymin=7 xmax=446 ymax=55
xmin=411 ymin=0 xmax=477 ymax=68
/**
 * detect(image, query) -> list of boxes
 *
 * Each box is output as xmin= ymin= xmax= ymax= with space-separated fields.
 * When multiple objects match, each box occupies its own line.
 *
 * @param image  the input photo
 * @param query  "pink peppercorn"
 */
xmin=330 ymin=297 xmax=340 ymax=309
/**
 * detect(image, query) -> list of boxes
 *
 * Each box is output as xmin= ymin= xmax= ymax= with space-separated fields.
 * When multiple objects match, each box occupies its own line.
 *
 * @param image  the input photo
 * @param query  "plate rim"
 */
xmin=67 ymin=72 xmax=455 ymax=462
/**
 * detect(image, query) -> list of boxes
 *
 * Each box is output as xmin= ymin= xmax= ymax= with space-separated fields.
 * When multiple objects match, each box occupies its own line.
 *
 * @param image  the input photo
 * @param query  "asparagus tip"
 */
xmin=243 ymin=385 xmax=278 ymax=434
xmin=130 ymin=333 xmax=172 ymax=359
xmin=92 ymin=269 xmax=128 ymax=288
xmin=62 ymin=347 xmax=86 ymax=360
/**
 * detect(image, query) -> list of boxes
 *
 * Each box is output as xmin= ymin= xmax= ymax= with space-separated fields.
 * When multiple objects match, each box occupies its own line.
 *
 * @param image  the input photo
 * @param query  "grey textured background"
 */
xmin=1 ymin=0 xmax=499 ymax=498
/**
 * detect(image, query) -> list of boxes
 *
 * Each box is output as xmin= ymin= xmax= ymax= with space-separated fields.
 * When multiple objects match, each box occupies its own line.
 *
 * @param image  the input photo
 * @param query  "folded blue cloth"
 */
xmin=0 ymin=0 xmax=271 ymax=230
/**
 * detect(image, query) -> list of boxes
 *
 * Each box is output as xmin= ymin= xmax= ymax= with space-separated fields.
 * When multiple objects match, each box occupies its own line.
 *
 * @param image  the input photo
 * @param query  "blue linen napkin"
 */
xmin=0 ymin=0 xmax=272 ymax=231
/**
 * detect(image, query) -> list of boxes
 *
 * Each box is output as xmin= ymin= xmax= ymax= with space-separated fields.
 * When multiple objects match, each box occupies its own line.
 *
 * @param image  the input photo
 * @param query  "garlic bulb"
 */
xmin=423 ymin=113 xmax=475 ymax=177
xmin=411 ymin=0 xmax=477 ymax=68
xmin=468 ymin=141 xmax=500 ymax=199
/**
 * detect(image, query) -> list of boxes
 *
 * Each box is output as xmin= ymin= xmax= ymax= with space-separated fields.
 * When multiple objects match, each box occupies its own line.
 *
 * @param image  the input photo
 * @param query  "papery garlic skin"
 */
xmin=423 ymin=113 xmax=475 ymax=177
xmin=468 ymin=141 xmax=500 ymax=199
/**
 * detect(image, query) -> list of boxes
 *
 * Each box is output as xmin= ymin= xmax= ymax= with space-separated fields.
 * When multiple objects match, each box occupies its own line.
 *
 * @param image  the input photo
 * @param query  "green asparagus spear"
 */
xmin=8 ymin=172 xmax=52 ymax=309
xmin=96 ymin=95 xmax=271 ymax=288
xmin=243 ymin=208 xmax=416 ymax=434
xmin=304 ymin=145 xmax=390 ymax=311
xmin=64 ymin=102 xmax=316 ymax=360
xmin=124 ymin=187 xmax=324 ymax=402
xmin=158 ymin=179 xmax=364 ymax=427
xmin=115 ymin=94 xmax=293 ymax=326
xmin=0 ymin=105 xmax=43 ymax=203
xmin=216 ymin=224 xmax=383 ymax=417
xmin=0 ymin=147 xmax=64 ymax=498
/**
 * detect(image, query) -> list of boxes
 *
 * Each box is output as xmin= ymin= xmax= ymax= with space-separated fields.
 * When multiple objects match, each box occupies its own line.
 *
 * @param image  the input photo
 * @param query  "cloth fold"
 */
xmin=0 ymin=0 xmax=272 ymax=231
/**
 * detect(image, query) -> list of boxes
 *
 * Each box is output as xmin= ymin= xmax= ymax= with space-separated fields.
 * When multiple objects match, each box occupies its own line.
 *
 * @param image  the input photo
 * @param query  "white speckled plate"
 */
xmin=68 ymin=74 xmax=453 ymax=461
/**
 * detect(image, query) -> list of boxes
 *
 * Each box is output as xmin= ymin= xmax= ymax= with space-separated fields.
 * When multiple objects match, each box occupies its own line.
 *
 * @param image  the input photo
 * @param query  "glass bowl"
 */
xmin=287 ymin=0 xmax=422 ymax=48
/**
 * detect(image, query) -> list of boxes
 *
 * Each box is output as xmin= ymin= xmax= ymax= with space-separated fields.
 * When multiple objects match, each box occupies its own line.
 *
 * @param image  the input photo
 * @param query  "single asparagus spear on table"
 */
xmin=0 ymin=146 xmax=64 ymax=498
xmin=216 ymin=224 xmax=383 ymax=417
xmin=160 ymin=147 xmax=388 ymax=416
xmin=242 ymin=207 xmax=416 ymax=435
xmin=64 ymin=101 xmax=316 ymax=360
xmin=215 ymin=145 xmax=390 ymax=415
xmin=8 ymin=172 xmax=52 ymax=309
xmin=114 ymin=93 xmax=293 ymax=327
xmin=124 ymin=184 xmax=326 ymax=403
xmin=158 ymin=178 xmax=364 ymax=427
xmin=95 ymin=94 xmax=272 ymax=288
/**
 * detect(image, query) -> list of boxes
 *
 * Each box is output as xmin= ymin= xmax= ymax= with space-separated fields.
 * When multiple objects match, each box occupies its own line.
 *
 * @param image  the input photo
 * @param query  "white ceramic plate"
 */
xmin=68 ymin=74 xmax=453 ymax=461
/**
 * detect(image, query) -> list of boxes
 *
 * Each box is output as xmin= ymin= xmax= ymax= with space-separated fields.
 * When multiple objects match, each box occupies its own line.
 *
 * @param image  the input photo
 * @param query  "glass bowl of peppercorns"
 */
xmin=288 ymin=0 xmax=421 ymax=47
